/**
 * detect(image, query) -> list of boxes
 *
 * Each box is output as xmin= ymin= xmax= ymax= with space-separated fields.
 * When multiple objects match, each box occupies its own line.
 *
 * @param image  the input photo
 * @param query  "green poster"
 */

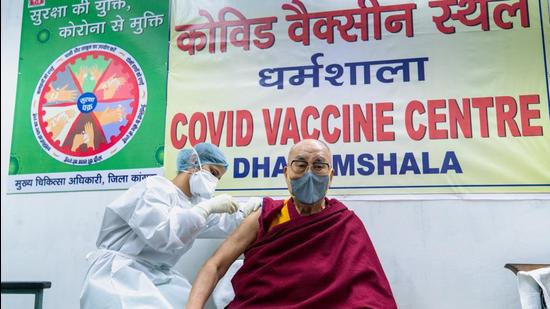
xmin=8 ymin=0 xmax=169 ymax=193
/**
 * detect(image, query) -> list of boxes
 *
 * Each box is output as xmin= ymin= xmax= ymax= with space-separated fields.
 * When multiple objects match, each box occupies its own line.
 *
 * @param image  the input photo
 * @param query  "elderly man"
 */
xmin=187 ymin=139 xmax=397 ymax=309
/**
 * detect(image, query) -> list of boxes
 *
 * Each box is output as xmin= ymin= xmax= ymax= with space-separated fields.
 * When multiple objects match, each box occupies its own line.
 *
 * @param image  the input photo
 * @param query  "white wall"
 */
xmin=2 ymin=1 xmax=549 ymax=308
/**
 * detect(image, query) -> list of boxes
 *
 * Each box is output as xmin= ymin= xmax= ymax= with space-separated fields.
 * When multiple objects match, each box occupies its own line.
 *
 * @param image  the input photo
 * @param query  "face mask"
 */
xmin=289 ymin=172 xmax=329 ymax=205
xmin=189 ymin=169 xmax=218 ymax=199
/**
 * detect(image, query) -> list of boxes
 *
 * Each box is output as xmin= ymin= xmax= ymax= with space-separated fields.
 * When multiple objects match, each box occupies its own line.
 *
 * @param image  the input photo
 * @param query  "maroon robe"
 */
xmin=228 ymin=197 xmax=397 ymax=309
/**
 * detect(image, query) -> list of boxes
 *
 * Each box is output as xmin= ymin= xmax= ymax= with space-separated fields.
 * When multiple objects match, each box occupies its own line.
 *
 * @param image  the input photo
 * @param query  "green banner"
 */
xmin=8 ymin=0 xmax=169 ymax=193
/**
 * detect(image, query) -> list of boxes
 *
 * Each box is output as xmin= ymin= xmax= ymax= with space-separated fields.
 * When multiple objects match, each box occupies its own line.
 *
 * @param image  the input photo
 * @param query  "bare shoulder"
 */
xmin=209 ymin=209 xmax=261 ymax=267
xmin=232 ymin=208 xmax=260 ymax=243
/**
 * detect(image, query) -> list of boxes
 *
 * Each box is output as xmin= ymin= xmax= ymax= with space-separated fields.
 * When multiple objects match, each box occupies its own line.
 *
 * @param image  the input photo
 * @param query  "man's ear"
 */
xmin=283 ymin=166 xmax=291 ymax=188
xmin=329 ymin=168 xmax=334 ymax=184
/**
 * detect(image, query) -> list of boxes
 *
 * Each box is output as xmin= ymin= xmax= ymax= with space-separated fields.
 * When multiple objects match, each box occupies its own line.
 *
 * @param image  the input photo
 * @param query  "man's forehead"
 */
xmin=289 ymin=141 xmax=331 ymax=161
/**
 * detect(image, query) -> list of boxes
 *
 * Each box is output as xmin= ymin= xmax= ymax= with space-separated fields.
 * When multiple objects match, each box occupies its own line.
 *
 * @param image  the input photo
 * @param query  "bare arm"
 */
xmin=186 ymin=209 xmax=260 ymax=309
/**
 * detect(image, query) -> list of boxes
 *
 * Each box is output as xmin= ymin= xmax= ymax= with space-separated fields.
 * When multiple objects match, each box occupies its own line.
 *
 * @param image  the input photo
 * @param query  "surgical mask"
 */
xmin=189 ymin=169 xmax=218 ymax=199
xmin=187 ymin=146 xmax=219 ymax=199
xmin=289 ymin=172 xmax=329 ymax=205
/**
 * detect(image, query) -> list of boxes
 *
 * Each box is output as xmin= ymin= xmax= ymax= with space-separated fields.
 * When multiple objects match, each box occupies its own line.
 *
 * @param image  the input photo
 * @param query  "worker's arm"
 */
xmin=186 ymin=209 xmax=261 ymax=309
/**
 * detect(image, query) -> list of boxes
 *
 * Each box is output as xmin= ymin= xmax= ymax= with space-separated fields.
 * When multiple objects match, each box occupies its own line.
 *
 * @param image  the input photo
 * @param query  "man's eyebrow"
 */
xmin=292 ymin=155 xmax=306 ymax=161
xmin=312 ymin=156 xmax=329 ymax=163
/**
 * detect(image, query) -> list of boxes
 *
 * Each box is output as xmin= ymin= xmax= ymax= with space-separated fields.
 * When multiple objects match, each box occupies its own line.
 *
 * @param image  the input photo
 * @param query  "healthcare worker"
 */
xmin=80 ymin=142 xmax=261 ymax=309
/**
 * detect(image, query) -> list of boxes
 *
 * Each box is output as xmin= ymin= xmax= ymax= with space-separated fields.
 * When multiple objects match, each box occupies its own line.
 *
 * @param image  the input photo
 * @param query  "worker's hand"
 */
xmin=239 ymin=197 xmax=263 ymax=217
xmin=193 ymin=194 xmax=239 ymax=218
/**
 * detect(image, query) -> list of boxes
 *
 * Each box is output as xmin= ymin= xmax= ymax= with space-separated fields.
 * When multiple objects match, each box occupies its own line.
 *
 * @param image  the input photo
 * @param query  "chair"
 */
xmin=505 ymin=264 xmax=549 ymax=309
xmin=1 ymin=281 xmax=52 ymax=309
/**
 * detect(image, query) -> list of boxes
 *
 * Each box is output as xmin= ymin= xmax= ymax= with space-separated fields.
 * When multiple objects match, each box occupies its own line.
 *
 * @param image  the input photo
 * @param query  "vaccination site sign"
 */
xmin=166 ymin=0 xmax=550 ymax=195
xmin=8 ymin=0 xmax=169 ymax=193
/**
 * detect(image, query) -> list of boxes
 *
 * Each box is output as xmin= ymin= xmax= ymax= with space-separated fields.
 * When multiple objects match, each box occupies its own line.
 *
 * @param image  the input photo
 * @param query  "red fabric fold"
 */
xmin=228 ymin=197 xmax=397 ymax=309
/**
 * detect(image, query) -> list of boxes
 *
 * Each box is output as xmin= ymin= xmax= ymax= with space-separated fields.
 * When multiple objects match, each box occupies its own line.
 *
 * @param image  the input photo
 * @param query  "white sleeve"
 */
xmin=115 ymin=183 xmax=208 ymax=253
xmin=196 ymin=209 xmax=246 ymax=239
xmin=213 ymin=259 xmax=244 ymax=308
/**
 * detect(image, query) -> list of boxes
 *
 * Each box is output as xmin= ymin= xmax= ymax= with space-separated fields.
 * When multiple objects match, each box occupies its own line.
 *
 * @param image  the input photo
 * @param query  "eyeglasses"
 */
xmin=289 ymin=160 xmax=331 ymax=176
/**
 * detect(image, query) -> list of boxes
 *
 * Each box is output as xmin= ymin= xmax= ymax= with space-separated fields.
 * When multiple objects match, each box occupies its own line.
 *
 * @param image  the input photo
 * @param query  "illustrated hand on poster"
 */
xmin=47 ymin=109 xmax=77 ymax=140
xmin=76 ymin=65 xmax=102 ymax=87
xmin=44 ymin=84 xmax=77 ymax=103
xmin=96 ymin=106 xmax=125 ymax=125
xmin=84 ymin=122 xmax=95 ymax=150
xmin=71 ymin=122 xmax=95 ymax=151
xmin=97 ymin=75 xmax=126 ymax=99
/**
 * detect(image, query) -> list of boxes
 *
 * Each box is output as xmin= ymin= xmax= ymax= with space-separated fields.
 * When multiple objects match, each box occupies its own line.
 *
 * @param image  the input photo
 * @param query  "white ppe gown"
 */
xmin=80 ymin=176 xmax=245 ymax=309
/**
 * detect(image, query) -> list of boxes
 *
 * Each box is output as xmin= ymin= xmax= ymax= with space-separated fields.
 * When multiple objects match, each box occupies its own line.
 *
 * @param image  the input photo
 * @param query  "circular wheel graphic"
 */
xmin=31 ymin=43 xmax=147 ymax=165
